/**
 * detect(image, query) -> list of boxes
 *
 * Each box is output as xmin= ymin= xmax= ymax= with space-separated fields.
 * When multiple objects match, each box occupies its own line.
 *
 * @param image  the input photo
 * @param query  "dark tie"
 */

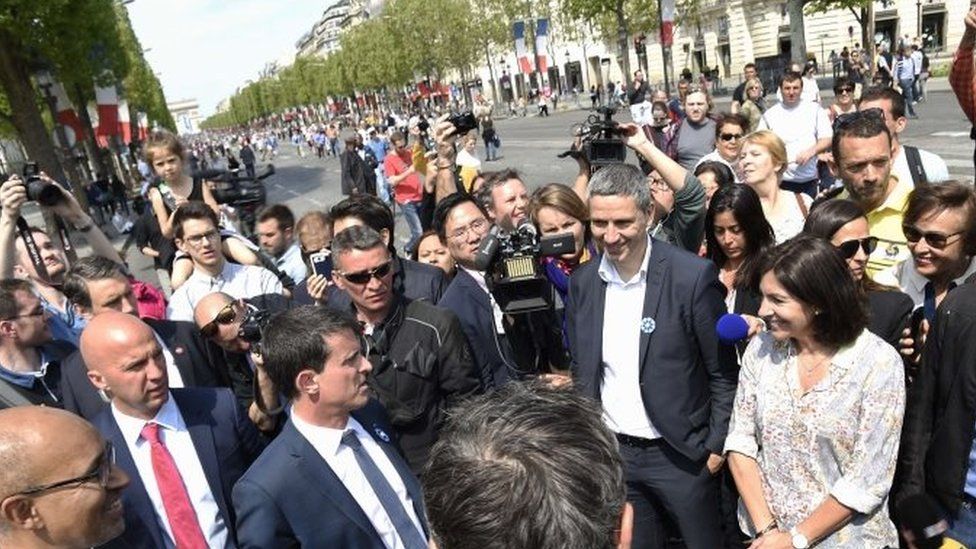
xmin=341 ymin=430 xmax=426 ymax=549
xmin=140 ymin=423 xmax=208 ymax=549
xmin=923 ymin=281 xmax=957 ymax=325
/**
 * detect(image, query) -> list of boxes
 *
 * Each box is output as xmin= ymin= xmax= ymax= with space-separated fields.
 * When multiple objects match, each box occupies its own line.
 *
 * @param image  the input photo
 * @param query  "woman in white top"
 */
xmin=801 ymin=63 xmax=822 ymax=104
xmin=739 ymin=131 xmax=812 ymax=243
xmin=696 ymin=113 xmax=748 ymax=184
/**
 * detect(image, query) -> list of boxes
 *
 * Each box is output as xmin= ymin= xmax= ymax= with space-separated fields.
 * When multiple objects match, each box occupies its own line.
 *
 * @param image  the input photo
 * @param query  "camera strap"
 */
xmin=15 ymin=215 xmax=76 ymax=286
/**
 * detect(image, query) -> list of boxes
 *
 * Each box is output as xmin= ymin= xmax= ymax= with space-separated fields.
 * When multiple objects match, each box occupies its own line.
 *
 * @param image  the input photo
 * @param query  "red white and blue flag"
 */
xmin=513 ymin=21 xmax=533 ymax=74
xmin=661 ymin=0 xmax=676 ymax=47
xmin=535 ymin=18 xmax=550 ymax=73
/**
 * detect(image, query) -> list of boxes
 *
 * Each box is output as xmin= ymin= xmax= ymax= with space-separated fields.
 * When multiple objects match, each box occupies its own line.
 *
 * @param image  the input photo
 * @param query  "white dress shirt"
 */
xmin=276 ymin=243 xmax=308 ymax=285
xmin=876 ymin=256 xmax=976 ymax=308
xmin=598 ymin=235 xmax=661 ymax=439
xmin=166 ymin=261 xmax=283 ymax=322
xmin=152 ymin=331 xmax=183 ymax=389
xmin=291 ymin=414 xmax=425 ymax=549
xmin=459 ymin=266 xmax=506 ymax=334
xmin=112 ymin=395 xmax=227 ymax=549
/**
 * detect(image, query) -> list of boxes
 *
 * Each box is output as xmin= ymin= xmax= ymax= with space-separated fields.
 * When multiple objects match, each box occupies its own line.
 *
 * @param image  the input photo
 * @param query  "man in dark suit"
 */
xmin=59 ymin=256 xmax=228 ymax=420
xmin=233 ymin=306 xmax=428 ymax=549
xmin=565 ymin=161 xmax=737 ymax=548
xmin=81 ymin=312 xmax=264 ymax=549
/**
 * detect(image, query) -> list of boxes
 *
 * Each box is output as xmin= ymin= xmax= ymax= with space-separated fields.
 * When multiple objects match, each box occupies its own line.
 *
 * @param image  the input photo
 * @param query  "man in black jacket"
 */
xmin=340 ymin=134 xmax=376 ymax=196
xmin=331 ymin=225 xmax=482 ymax=473
xmin=896 ymin=280 xmax=976 ymax=547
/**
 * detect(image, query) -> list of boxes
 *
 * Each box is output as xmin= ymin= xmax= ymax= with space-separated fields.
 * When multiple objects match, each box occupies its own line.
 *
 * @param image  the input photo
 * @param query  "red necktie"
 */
xmin=140 ymin=422 xmax=208 ymax=549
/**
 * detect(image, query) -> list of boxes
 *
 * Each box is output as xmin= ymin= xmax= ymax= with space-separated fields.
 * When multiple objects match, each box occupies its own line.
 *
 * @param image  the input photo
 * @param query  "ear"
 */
xmin=1 ymin=495 xmax=42 ymax=531
xmin=893 ymin=115 xmax=908 ymax=135
xmin=11 ymin=265 xmax=28 ymax=280
xmin=296 ymin=370 xmax=319 ymax=396
xmin=0 ymin=320 xmax=16 ymax=339
xmin=827 ymin=158 xmax=839 ymax=177
xmin=379 ymin=229 xmax=391 ymax=247
xmin=87 ymin=369 xmax=109 ymax=393
xmin=73 ymin=302 xmax=92 ymax=321
xmin=615 ymin=502 xmax=634 ymax=549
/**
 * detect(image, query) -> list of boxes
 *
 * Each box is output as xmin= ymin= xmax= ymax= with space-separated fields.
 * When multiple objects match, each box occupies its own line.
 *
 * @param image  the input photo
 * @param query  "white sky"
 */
xmin=126 ymin=0 xmax=330 ymax=117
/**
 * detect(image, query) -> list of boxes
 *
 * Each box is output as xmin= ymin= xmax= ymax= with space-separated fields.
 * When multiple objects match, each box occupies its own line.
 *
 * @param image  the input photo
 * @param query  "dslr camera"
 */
xmin=239 ymin=306 xmax=272 ymax=349
xmin=21 ymin=162 xmax=66 ymax=207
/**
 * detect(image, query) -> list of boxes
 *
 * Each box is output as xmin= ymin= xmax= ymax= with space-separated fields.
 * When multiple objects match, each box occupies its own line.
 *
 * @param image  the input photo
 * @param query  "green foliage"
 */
xmin=804 ymin=0 xmax=870 ymax=15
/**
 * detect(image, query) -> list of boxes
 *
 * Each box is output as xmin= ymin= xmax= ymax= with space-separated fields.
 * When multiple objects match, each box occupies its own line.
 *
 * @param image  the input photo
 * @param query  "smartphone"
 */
xmin=309 ymin=250 xmax=333 ymax=279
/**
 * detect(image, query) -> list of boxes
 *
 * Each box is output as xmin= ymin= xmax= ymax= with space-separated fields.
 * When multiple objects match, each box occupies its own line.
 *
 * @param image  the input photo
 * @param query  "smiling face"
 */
xmin=908 ymin=207 xmax=970 ymax=281
xmin=716 ymin=121 xmax=745 ymax=162
xmin=489 ymin=178 xmax=529 ymax=231
xmin=589 ymin=194 xmax=650 ymax=274
xmin=534 ymin=205 xmax=586 ymax=262
xmin=758 ymin=270 xmax=816 ymax=343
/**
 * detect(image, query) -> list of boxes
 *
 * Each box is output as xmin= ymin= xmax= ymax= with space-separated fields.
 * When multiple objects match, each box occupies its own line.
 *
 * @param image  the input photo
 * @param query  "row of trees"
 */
xmin=0 ymin=0 xmax=172 ymax=184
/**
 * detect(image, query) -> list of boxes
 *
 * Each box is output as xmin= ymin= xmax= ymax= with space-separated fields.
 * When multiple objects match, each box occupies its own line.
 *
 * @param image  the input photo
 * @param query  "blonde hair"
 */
xmin=744 ymin=77 xmax=763 ymax=94
xmin=742 ymin=130 xmax=788 ymax=175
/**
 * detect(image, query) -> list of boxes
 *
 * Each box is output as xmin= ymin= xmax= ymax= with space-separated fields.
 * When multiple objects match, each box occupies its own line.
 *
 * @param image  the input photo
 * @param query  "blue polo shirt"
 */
xmin=39 ymin=294 xmax=84 ymax=347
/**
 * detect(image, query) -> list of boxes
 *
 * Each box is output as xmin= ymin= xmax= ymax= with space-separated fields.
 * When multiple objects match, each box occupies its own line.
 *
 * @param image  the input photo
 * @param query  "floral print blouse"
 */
xmin=724 ymin=329 xmax=905 ymax=548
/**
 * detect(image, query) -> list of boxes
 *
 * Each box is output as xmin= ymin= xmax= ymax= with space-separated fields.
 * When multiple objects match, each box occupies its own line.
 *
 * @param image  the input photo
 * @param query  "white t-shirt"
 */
xmin=891 ymin=145 xmax=949 ymax=186
xmin=758 ymin=101 xmax=833 ymax=182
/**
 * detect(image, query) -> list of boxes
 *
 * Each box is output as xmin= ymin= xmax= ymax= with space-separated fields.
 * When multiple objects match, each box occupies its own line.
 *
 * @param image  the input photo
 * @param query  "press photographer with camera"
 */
xmin=0 ymin=172 xmax=124 ymax=346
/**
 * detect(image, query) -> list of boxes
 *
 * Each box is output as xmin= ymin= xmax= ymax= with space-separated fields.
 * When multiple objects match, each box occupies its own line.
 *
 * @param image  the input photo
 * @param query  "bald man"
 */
xmin=82 ymin=312 xmax=265 ymax=549
xmin=193 ymin=292 xmax=281 ymax=433
xmin=0 ymin=407 xmax=129 ymax=549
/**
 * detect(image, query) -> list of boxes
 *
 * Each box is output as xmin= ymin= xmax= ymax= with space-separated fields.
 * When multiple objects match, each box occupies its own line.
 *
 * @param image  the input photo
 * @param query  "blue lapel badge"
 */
xmin=373 ymin=425 xmax=391 ymax=443
xmin=640 ymin=317 xmax=656 ymax=334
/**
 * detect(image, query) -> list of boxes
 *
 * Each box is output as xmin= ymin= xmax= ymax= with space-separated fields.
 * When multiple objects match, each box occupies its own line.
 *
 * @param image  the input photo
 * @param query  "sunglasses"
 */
xmin=719 ymin=133 xmax=743 ymax=142
xmin=902 ymin=225 xmax=965 ymax=249
xmin=837 ymin=236 xmax=878 ymax=259
xmin=12 ymin=442 xmax=115 ymax=497
xmin=336 ymin=261 xmax=393 ymax=285
xmin=200 ymin=302 xmax=238 ymax=338
xmin=832 ymin=107 xmax=885 ymax=131
xmin=835 ymin=86 xmax=854 ymax=94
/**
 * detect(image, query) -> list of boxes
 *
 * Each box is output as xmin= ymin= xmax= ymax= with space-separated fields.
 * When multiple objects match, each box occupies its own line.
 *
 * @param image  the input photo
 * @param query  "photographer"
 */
xmin=0 ymin=173 xmax=124 ymax=346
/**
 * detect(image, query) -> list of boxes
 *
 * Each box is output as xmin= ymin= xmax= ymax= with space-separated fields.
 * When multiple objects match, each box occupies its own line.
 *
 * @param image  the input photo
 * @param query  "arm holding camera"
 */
xmin=433 ymin=114 xmax=459 ymax=203
xmin=618 ymin=122 xmax=689 ymax=193
xmin=0 ymin=176 xmax=28 ymax=279
xmin=41 ymin=175 xmax=123 ymax=266
xmin=570 ymin=134 xmax=591 ymax=202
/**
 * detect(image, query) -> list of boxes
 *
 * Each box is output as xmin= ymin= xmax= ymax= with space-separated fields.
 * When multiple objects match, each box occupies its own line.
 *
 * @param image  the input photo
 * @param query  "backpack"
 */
xmin=903 ymin=146 xmax=929 ymax=186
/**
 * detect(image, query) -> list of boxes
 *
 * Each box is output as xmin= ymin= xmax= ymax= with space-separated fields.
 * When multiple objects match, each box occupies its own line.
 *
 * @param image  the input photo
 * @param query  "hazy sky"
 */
xmin=126 ymin=0 xmax=330 ymax=117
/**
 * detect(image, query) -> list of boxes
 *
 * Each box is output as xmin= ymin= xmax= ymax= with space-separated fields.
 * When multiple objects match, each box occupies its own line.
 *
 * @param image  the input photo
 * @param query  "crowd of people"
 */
xmin=3 ymin=15 xmax=976 ymax=549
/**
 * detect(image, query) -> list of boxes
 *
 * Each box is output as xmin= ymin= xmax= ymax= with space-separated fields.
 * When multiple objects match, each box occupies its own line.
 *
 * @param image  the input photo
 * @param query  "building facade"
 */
xmin=168 ymin=99 xmax=203 ymax=135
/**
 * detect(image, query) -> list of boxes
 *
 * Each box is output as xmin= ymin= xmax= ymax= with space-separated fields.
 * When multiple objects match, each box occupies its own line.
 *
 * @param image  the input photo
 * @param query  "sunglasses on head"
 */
xmin=719 ymin=132 xmax=743 ymax=142
xmin=336 ymin=261 xmax=393 ymax=284
xmin=200 ymin=302 xmax=238 ymax=338
xmin=902 ymin=225 xmax=965 ymax=249
xmin=832 ymin=107 xmax=885 ymax=131
xmin=837 ymin=236 xmax=878 ymax=259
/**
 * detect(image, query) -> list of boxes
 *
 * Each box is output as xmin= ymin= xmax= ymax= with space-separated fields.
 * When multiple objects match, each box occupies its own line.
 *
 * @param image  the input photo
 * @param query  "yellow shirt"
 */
xmin=840 ymin=175 xmax=912 ymax=278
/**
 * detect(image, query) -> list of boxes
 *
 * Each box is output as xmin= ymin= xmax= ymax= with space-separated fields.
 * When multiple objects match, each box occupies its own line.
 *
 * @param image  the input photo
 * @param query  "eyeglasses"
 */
xmin=719 ymin=133 xmax=743 ymax=142
xmin=835 ymin=86 xmax=854 ymax=94
xmin=200 ymin=301 xmax=238 ymax=338
xmin=448 ymin=218 xmax=489 ymax=242
xmin=903 ymin=225 xmax=965 ymax=249
xmin=837 ymin=236 xmax=878 ymax=259
xmin=1 ymin=306 xmax=45 ymax=321
xmin=833 ymin=107 xmax=885 ymax=131
xmin=336 ymin=261 xmax=393 ymax=285
xmin=12 ymin=442 xmax=115 ymax=497
xmin=182 ymin=230 xmax=220 ymax=247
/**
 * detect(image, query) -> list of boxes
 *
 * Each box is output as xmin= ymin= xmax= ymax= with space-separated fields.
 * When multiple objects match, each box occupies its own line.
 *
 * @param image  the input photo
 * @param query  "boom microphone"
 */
xmin=716 ymin=314 xmax=750 ymax=345
xmin=472 ymin=224 xmax=501 ymax=271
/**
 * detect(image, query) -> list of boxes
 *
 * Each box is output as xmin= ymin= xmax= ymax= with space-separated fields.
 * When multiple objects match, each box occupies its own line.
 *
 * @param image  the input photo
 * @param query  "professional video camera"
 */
xmin=473 ymin=220 xmax=575 ymax=315
xmin=574 ymin=106 xmax=627 ymax=169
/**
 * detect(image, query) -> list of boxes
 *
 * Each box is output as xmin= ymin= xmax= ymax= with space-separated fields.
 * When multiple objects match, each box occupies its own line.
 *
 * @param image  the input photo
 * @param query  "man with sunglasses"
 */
xmin=0 ymin=406 xmax=130 ymax=548
xmin=0 ymin=279 xmax=75 ymax=408
xmin=57 ymin=256 xmax=231 ymax=420
xmin=329 ymin=225 xmax=480 ymax=472
xmin=82 ymin=312 xmax=265 ymax=549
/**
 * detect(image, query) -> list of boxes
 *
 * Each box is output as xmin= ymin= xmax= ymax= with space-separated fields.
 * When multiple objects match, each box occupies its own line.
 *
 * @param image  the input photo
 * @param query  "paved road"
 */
xmin=117 ymin=79 xmax=973 ymax=285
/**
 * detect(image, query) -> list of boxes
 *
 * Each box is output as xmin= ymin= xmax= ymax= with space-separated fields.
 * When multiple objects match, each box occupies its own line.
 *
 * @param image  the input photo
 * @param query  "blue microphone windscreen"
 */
xmin=716 ymin=313 xmax=750 ymax=344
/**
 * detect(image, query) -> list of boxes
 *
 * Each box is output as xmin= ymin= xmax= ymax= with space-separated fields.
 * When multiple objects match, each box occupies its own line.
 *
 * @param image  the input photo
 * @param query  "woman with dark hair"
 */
xmin=695 ymin=161 xmax=736 ymax=205
xmin=411 ymin=230 xmax=456 ymax=280
xmin=725 ymin=235 xmax=905 ymax=548
xmin=803 ymin=199 xmax=912 ymax=349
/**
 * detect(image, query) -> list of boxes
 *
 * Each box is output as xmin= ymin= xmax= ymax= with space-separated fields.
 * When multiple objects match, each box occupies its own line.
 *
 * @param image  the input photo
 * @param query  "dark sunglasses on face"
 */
xmin=719 ymin=133 xmax=743 ymax=142
xmin=200 ymin=302 xmax=238 ymax=338
xmin=835 ymin=86 xmax=854 ymax=94
xmin=902 ymin=225 xmax=965 ymax=249
xmin=837 ymin=236 xmax=879 ymax=259
xmin=832 ymin=107 xmax=885 ymax=131
xmin=336 ymin=261 xmax=393 ymax=285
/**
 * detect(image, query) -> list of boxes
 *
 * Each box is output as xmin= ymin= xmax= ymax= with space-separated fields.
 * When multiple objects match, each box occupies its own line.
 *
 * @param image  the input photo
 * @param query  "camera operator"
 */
xmin=330 ymin=225 xmax=481 ymax=472
xmin=473 ymin=169 xmax=531 ymax=233
xmin=193 ymin=292 xmax=282 ymax=434
xmin=0 ymin=174 xmax=124 ymax=346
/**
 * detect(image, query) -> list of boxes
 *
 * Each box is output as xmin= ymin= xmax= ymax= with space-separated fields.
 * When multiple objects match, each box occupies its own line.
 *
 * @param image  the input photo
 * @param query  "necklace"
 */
xmin=798 ymin=352 xmax=831 ymax=375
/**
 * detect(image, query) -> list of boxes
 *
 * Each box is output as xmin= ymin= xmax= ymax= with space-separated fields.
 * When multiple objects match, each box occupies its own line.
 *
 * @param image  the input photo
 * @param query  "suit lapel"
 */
xmin=638 ymin=244 xmax=667 ymax=376
xmin=173 ymin=392 xmax=232 ymax=528
xmin=590 ymin=270 xmax=608 ymax=391
xmin=150 ymin=320 xmax=198 ymax=386
xmin=459 ymin=270 xmax=492 ymax=314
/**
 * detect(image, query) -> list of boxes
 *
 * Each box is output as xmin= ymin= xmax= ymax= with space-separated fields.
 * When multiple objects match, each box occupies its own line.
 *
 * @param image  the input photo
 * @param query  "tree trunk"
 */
xmin=866 ymin=2 xmax=876 ymax=80
xmin=787 ymin=0 xmax=808 ymax=65
xmin=616 ymin=0 xmax=631 ymax=87
xmin=0 ymin=32 xmax=68 ymax=183
xmin=484 ymin=41 xmax=498 ymax=105
xmin=72 ymin=84 xmax=107 ymax=181
xmin=129 ymin=102 xmax=141 ymax=150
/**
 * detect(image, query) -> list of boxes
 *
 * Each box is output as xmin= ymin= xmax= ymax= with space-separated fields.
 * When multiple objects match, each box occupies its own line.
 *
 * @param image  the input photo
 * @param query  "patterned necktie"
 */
xmin=140 ymin=422 xmax=208 ymax=549
xmin=341 ymin=430 xmax=426 ymax=549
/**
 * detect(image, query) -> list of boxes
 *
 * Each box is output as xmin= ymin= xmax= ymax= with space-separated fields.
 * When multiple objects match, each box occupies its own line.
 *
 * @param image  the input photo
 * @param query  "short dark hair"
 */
xmin=858 ymin=86 xmax=907 ymax=120
xmin=803 ymin=199 xmax=866 ymax=240
xmin=329 ymin=195 xmax=394 ymax=240
xmin=830 ymin=111 xmax=891 ymax=164
xmin=260 ymin=306 xmax=362 ymax=400
xmin=705 ymin=185 xmax=774 ymax=290
xmin=63 ymin=257 xmax=128 ymax=309
xmin=257 ymin=203 xmax=295 ymax=230
xmin=0 ymin=279 xmax=34 ymax=320
xmin=424 ymin=382 xmax=625 ymax=549
xmin=904 ymin=181 xmax=976 ymax=256
xmin=743 ymin=62 xmax=756 ymax=71
xmin=432 ymin=192 xmax=489 ymax=240
xmin=476 ymin=169 xmax=523 ymax=211
xmin=759 ymin=235 xmax=867 ymax=348
xmin=715 ymin=113 xmax=749 ymax=140
xmin=331 ymin=225 xmax=389 ymax=270
xmin=171 ymin=201 xmax=219 ymax=240
xmin=781 ymin=71 xmax=803 ymax=88
xmin=694 ymin=162 xmax=735 ymax=190
xmin=832 ymin=76 xmax=853 ymax=93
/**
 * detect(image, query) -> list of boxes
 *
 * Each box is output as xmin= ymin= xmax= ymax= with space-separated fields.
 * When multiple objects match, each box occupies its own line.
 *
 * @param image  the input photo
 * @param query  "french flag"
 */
xmin=513 ymin=21 xmax=533 ymax=74
xmin=94 ymin=78 xmax=120 ymax=137
xmin=535 ymin=18 xmax=549 ymax=73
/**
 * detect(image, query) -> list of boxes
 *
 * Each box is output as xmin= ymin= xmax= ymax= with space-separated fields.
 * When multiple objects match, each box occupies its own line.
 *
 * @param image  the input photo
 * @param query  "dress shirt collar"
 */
xmin=291 ymin=412 xmax=369 ymax=458
xmin=597 ymin=234 xmax=653 ymax=286
xmin=277 ymin=243 xmax=302 ymax=267
xmin=904 ymin=255 xmax=976 ymax=295
xmin=186 ymin=261 xmax=238 ymax=288
xmin=112 ymin=392 xmax=184 ymax=447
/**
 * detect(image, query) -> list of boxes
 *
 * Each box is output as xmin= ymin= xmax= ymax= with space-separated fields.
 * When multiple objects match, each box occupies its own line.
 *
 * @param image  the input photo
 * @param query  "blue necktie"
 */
xmin=341 ymin=430 xmax=426 ymax=549
xmin=923 ymin=281 xmax=957 ymax=325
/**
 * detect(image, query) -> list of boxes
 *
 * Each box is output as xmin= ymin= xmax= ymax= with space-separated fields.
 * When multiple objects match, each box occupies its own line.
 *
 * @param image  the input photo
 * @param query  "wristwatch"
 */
xmin=789 ymin=527 xmax=810 ymax=549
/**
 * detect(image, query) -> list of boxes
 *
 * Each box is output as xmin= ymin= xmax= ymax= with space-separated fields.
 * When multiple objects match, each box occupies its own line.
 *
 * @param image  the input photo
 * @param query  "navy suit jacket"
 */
xmin=233 ymin=400 xmax=428 ymax=549
xmin=92 ymin=388 xmax=265 ymax=549
xmin=565 ymin=239 xmax=738 ymax=462
xmin=62 ymin=318 xmax=229 ymax=420
xmin=438 ymin=269 xmax=508 ymax=389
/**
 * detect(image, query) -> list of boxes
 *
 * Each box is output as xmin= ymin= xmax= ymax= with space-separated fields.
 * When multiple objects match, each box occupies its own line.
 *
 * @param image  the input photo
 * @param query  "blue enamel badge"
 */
xmin=373 ymin=426 xmax=391 ymax=442
xmin=640 ymin=317 xmax=656 ymax=334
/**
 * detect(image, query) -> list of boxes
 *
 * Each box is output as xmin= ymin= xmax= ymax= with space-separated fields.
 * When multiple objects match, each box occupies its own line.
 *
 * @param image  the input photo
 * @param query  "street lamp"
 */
xmin=916 ymin=0 xmax=923 ymax=41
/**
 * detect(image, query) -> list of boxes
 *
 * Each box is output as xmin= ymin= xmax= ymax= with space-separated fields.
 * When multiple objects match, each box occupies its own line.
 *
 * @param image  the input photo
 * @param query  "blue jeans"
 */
xmin=375 ymin=168 xmax=391 ymax=204
xmin=947 ymin=497 xmax=976 ymax=547
xmin=900 ymin=78 xmax=917 ymax=116
xmin=400 ymin=201 xmax=423 ymax=253
xmin=485 ymin=140 xmax=498 ymax=161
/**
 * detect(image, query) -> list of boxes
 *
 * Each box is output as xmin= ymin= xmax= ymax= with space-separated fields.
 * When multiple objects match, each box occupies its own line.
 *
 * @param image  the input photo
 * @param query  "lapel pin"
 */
xmin=174 ymin=346 xmax=185 ymax=355
xmin=373 ymin=425 xmax=390 ymax=442
xmin=640 ymin=317 xmax=656 ymax=334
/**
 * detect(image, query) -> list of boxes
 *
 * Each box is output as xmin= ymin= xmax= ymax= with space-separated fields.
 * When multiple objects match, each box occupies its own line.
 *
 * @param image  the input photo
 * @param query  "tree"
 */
xmin=806 ymin=0 xmax=875 ymax=77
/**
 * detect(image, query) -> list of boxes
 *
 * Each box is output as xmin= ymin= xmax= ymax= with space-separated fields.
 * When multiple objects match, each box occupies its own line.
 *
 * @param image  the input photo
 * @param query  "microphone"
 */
xmin=897 ymin=493 xmax=949 ymax=549
xmin=472 ymin=224 xmax=501 ymax=271
xmin=191 ymin=168 xmax=230 ymax=181
xmin=716 ymin=314 xmax=751 ymax=345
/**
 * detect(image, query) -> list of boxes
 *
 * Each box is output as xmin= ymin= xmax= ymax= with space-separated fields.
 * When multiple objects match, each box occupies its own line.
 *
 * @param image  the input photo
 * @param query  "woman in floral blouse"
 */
xmin=725 ymin=235 xmax=905 ymax=548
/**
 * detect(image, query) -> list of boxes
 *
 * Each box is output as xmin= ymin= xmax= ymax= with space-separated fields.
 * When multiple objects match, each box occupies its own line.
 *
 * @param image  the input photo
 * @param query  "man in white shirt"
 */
xmin=166 ymin=201 xmax=283 ymax=322
xmin=255 ymin=203 xmax=307 ymax=285
xmin=858 ymin=86 xmax=949 ymax=186
xmin=82 ymin=312 xmax=264 ymax=549
xmin=233 ymin=306 xmax=429 ymax=549
xmin=758 ymin=71 xmax=833 ymax=197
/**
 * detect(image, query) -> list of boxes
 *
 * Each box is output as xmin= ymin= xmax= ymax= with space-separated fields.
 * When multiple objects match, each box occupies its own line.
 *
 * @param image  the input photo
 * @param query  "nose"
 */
xmin=359 ymin=355 xmax=373 ymax=375
xmin=757 ymin=297 xmax=772 ymax=319
xmin=603 ymin=225 xmax=620 ymax=245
